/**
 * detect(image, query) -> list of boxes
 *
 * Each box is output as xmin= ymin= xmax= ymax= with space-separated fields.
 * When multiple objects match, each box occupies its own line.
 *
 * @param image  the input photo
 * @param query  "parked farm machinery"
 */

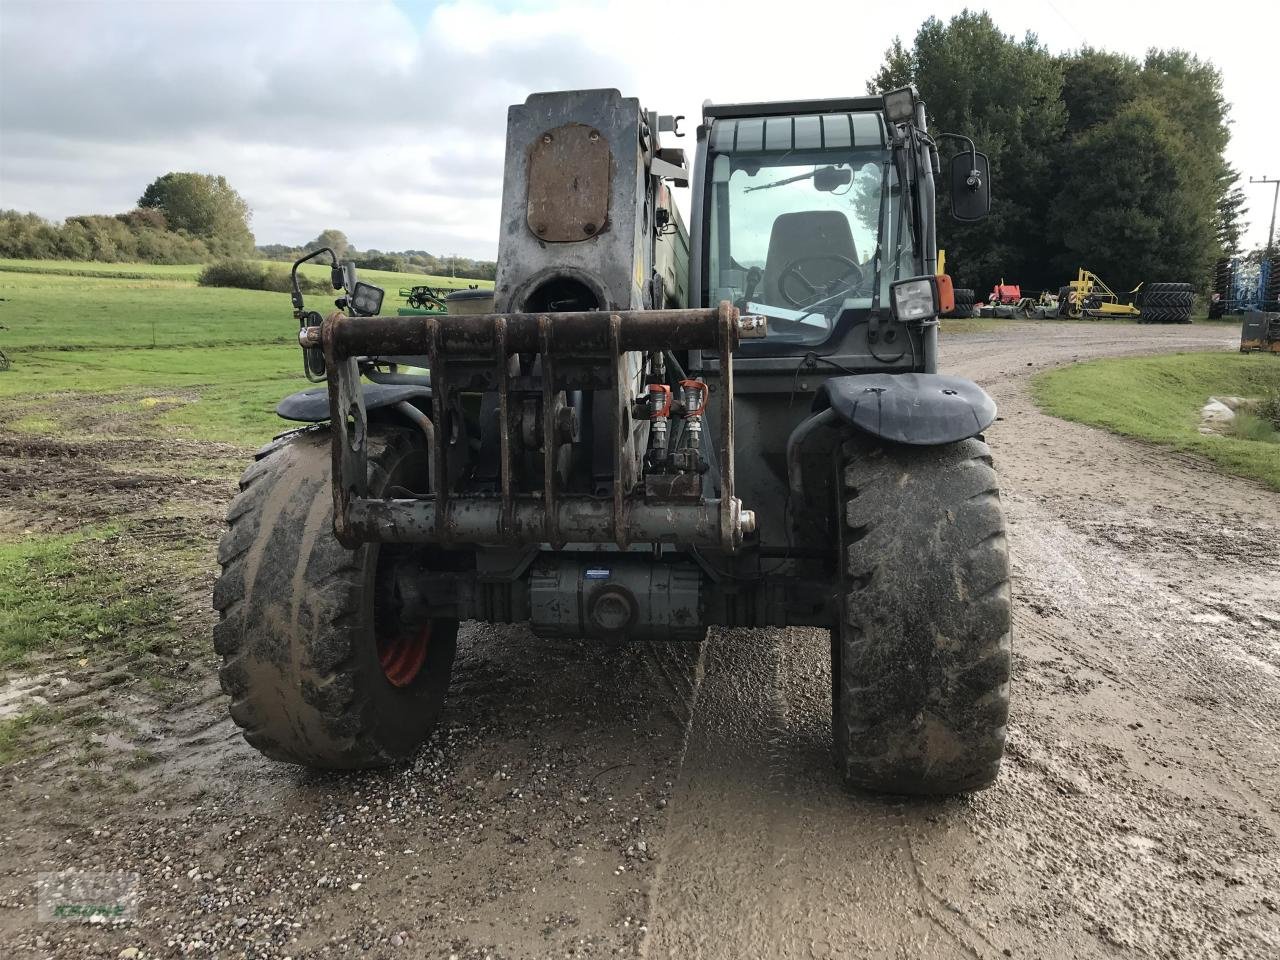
xmin=398 ymin=284 xmax=452 ymax=314
xmin=1055 ymin=269 xmax=1191 ymax=323
xmin=974 ymin=281 xmax=1055 ymax=319
xmin=1211 ymin=256 xmax=1280 ymax=319
xmin=1056 ymin=269 xmax=1142 ymax=320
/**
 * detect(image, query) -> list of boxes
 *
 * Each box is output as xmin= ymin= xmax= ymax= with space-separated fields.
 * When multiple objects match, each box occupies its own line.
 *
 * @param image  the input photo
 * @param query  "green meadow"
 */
xmin=0 ymin=259 xmax=489 ymax=445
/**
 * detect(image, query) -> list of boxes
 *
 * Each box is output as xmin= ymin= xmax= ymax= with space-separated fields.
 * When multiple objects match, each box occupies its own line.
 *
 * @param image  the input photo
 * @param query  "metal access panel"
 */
xmin=494 ymin=89 xmax=653 ymax=313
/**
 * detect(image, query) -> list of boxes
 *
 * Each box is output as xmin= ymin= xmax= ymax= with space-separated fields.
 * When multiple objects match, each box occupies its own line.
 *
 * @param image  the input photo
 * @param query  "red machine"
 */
xmin=987 ymin=281 xmax=1022 ymax=305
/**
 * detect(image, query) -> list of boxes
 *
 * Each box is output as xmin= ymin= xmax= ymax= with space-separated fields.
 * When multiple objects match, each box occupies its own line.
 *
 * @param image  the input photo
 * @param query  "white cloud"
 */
xmin=0 ymin=0 xmax=1274 ymax=257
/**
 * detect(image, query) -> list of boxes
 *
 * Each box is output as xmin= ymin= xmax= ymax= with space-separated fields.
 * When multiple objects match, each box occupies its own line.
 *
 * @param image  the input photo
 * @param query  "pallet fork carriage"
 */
xmin=213 ymin=86 xmax=1013 ymax=796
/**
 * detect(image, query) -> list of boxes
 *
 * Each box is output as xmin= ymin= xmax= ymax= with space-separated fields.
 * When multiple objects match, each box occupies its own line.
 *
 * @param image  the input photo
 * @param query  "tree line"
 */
xmin=0 ymin=173 xmax=254 ymax=263
xmin=257 ymin=229 xmax=496 ymax=281
xmin=870 ymin=12 xmax=1244 ymax=294
xmin=0 ymin=177 xmax=497 ymax=281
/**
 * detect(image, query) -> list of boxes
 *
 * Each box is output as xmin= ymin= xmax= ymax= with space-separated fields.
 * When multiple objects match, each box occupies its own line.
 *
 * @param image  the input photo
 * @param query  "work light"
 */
xmin=882 ymin=86 xmax=917 ymax=124
xmin=890 ymin=276 xmax=939 ymax=321
xmin=350 ymin=281 xmax=385 ymax=317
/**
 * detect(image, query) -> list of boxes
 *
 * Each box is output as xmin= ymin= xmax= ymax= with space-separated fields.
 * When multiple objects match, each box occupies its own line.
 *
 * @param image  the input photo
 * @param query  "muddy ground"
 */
xmin=1 ymin=322 xmax=1276 ymax=959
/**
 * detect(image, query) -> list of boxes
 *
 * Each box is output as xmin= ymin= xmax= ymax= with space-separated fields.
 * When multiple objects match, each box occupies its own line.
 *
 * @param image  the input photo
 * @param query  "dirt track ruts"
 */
xmin=1 ymin=321 xmax=1277 ymax=960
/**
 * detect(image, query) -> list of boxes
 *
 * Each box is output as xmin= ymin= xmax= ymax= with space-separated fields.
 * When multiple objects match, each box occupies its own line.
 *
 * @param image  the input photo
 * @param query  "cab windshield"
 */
xmin=706 ymin=148 xmax=913 ymax=344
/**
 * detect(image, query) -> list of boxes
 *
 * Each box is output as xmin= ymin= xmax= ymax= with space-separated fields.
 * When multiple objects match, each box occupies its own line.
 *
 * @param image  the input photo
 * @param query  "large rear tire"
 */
xmin=947 ymin=288 xmax=975 ymax=319
xmin=1140 ymin=283 xmax=1194 ymax=324
xmin=213 ymin=425 xmax=458 ymax=768
xmin=832 ymin=437 xmax=1012 ymax=794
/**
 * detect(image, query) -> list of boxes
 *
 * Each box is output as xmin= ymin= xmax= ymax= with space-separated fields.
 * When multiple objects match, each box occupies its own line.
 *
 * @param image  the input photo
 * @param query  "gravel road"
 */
xmin=2 ymin=321 xmax=1276 ymax=960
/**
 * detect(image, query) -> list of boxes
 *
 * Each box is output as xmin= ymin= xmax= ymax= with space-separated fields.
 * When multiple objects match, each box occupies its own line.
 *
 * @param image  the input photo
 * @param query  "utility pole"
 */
xmin=1250 ymin=175 xmax=1280 ymax=258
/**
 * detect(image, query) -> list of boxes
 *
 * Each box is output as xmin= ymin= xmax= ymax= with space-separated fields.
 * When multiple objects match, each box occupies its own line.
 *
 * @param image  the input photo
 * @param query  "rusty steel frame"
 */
xmin=313 ymin=302 xmax=753 ymax=551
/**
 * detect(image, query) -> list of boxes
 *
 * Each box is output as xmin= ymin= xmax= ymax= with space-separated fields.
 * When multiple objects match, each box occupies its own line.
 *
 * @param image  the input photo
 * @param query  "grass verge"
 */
xmin=1031 ymin=352 xmax=1280 ymax=491
xmin=0 ymin=527 xmax=175 ymax=668
xmin=0 ymin=344 xmax=310 ymax=445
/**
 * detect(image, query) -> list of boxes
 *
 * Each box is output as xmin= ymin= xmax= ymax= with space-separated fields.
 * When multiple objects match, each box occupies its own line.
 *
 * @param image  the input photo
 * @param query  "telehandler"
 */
xmin=214 ymin=87 xmax=1010 ymax=795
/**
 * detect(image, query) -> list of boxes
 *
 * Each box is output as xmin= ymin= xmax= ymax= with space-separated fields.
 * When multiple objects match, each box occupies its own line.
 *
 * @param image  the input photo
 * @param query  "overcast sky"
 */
xmin=0 ymin=0 xmax=1275 ymax=259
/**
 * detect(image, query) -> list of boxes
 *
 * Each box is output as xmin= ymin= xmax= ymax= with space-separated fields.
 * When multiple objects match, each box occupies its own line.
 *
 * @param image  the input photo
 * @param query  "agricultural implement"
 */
xmin=1057 ymin=269 xmax=1192 ymax=323
xmin=213 ymin=86 xmax=1011 ymax=796
xmin=398 ymin=284 xmax=452 ymax=314
xmin=1211 ymin=256 xmax=1279 ymax=319
xmin=975 ymin=282 xmax=1048 ymax=319
xmin=1057 ymin=269 xmax=1142 ymax=320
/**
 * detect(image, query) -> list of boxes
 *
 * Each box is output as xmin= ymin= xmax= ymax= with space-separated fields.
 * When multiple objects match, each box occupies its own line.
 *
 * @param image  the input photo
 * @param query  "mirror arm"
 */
xmin=290 ymin=246 xmax=338 ymax=313
xmin=933 ymin=132 xmax=981 ymax=186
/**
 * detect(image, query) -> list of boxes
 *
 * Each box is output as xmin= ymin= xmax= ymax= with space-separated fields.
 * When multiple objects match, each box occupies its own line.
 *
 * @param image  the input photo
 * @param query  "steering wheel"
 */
xmin=777 ymin=254 xmax=864 ymax=308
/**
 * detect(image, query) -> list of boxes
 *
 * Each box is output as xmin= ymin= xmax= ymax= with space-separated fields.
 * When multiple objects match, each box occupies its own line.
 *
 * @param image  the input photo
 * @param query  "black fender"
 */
xmin=276 ymin=383 xmax=432 ymax=423
xmin=812 ymin=372 xmax=996 ymax=446
xmin=785 ymin=373 xmax=996 ymax=544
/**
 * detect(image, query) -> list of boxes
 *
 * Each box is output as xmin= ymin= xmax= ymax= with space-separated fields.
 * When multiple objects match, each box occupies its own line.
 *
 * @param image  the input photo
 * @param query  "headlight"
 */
xmin=350 ymin=281 xmax=384 ymax=317
xmin=890 ymin=276 xmax=939 ymax=322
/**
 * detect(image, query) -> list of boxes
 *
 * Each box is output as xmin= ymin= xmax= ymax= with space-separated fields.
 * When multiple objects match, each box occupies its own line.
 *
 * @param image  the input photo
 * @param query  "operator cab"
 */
xmin=698 ymin=104 xmax=914 ymax=347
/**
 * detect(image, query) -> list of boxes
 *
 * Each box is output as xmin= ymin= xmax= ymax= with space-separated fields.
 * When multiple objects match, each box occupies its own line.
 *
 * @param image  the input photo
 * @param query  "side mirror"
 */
xmin=949 ymin=151 xmax=991 ymax=222
xmin=341 ymin=262 xmax=359 ymax=292
xmin=330 ymin=263 xmax=345 ymax=290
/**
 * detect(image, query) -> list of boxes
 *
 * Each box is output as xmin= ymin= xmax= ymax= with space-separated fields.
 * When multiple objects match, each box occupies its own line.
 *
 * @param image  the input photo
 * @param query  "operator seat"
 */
xmin=760 ymin=210 xmax=859 ymax=306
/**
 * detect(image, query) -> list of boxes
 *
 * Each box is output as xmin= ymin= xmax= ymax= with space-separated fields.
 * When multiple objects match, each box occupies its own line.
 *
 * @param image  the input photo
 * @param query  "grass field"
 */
xmin=1032 ymin=352 xmax=1280 ymax=491
xmin=0 ymin=259 xmax=492 ymax=445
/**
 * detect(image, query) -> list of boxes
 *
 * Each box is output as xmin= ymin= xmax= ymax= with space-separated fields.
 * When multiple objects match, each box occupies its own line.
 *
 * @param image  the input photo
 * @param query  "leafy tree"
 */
xmin=0 ymin=209 xmax=210 ymax=263
xmin=1216 ymin=179 xmax=1247 ymax=256
xmin=1050 ymin=100 xmax=1205 ymax=288
xmin=305 ymin=229 xmax=350 ymax=260
xmin=138 ymin=173 xmax=254 ymax=256
xmin=867 ymin=38 xmax=914 ymax=93
xmin=869 ymin=12 xmax=1066 ymax=290
xmin=1060 ymin=49 xmax=1140 ymax=131
xmin=1050 ymin=48 xmax=1234 ymax=287
xmin=868 ymin=16 xmax=1240 ymax=292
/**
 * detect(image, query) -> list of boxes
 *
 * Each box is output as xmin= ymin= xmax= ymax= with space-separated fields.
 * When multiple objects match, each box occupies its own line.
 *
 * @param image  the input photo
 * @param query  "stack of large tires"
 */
xmin=945 ymin=288 xmax=976 ymax=318
xmin=1138 ymin=282 xmax=1194 ymax=324
xmin=1208 ymin=258 xmax=1233 ymax=319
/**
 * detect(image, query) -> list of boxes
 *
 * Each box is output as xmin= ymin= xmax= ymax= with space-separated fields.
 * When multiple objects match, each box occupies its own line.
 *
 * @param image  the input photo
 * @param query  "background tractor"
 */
xmin=212 ymin=87 xmax=1011 ymax=796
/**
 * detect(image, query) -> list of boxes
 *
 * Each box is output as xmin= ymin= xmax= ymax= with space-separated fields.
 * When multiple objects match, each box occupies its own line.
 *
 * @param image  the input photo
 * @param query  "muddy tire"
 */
xmin=832 ymin=437 xmax=1011 ymax=795
xmin=213 ymin=425 xmax=457 ymax=768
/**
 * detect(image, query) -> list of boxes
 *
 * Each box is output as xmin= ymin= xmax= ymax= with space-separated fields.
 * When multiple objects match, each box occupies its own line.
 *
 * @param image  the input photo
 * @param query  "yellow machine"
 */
xmin=1061 ymin=269 xmax=1142 ymax=320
